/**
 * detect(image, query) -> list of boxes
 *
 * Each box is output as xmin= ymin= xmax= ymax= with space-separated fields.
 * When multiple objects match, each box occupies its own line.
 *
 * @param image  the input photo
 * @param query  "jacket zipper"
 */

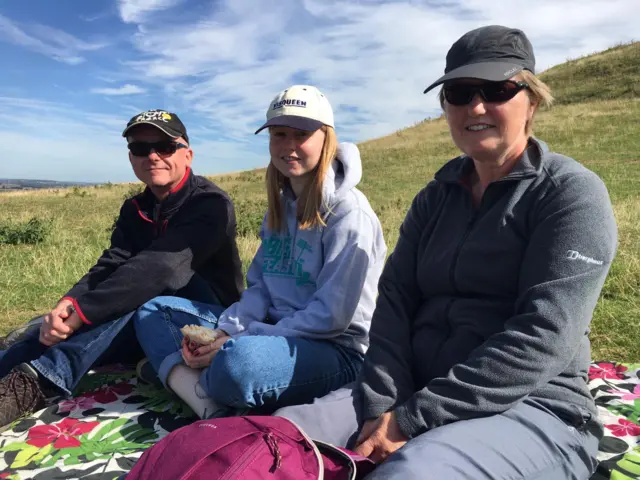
xmin=449 ymin=213 xmax=476 ymax=294
xmin=448 ymin=184 xmax=486 ymax=294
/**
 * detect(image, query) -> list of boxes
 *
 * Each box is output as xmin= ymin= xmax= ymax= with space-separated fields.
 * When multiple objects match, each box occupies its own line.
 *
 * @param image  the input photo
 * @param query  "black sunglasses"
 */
xmin=443 ymin=80 xmax=529 ymax=106
xmin=127 ymin=141 xmax=188 ymax=157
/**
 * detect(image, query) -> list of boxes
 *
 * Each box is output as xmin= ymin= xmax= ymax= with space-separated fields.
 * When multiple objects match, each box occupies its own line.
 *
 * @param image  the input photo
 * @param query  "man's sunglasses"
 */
xmin=443 ymin=80 xmax=529 ymax=106
xmin=127 ymin=141 xmax=188 ymax=157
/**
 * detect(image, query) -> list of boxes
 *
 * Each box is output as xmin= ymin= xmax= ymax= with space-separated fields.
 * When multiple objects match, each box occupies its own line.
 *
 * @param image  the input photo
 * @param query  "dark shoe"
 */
xmin=136 ymin=358 xmax=162 ymax=387
xmin=0 ymin=315 xmax=44 ymax=350
xmin=0 ymin=364 xmax=47 ymax=430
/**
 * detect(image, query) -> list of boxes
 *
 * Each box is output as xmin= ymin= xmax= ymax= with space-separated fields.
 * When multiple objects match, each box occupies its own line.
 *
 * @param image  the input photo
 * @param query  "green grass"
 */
xmin=541 ymin=41 xmax=640 ymax=105
xmin=1 ymin=44 xmax=639 ymax=362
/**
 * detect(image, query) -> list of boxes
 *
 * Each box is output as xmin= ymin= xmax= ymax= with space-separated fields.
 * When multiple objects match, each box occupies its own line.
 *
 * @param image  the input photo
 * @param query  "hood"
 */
xmin=322 ymin=142 xmax=362 ymax=207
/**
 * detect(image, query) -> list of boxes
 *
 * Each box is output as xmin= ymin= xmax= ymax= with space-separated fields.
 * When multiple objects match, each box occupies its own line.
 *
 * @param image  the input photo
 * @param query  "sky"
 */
xmin=0 ymin=0 xmax=637 ymax=183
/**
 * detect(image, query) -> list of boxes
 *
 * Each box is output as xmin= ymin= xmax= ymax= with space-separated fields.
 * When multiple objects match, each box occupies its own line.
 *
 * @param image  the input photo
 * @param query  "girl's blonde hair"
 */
xmin=438 ymin=69 xmax=554 ymax=136
xmin=266 ymin=125 xmax=338 ymax=231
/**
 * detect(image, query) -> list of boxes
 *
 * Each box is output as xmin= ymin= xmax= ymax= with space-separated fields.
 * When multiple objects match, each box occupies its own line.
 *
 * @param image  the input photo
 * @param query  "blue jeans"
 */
xmin=0 ymin=275 xmax=219 ymax=395
xmin=133 ymin=296 xmax=226 ymax=386
xmin=275 ymin=389 xmax=599 ymax=480
xmin=135 ymin=296 xmax=364 ymax=412
xmin=0 ymin=311 xmax=140 ymax=395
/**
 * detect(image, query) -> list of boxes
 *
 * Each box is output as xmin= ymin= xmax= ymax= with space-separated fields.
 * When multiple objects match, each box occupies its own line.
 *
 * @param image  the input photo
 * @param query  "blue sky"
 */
xmin=0 ymin=0 xmax=637 ymax=183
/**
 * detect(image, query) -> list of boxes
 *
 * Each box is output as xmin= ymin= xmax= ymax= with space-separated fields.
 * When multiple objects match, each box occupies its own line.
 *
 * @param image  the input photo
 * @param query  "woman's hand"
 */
xmin=354 ymin=411 xmax=409 ymax=464
xmin=181 ymin=333 xmax=230 ymax=369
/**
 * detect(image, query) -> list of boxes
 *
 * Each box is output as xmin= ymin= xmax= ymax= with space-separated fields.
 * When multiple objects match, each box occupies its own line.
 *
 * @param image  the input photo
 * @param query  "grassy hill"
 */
xmin=541 ymin=41 xmax=640 ymax=105
xmin=1 ymin=42 xmax=639 ymax=361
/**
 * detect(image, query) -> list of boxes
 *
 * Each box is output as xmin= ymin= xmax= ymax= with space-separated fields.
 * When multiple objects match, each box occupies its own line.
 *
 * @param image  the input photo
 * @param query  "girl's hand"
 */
xmin=181 ymin=334 xmax=230 ymax=369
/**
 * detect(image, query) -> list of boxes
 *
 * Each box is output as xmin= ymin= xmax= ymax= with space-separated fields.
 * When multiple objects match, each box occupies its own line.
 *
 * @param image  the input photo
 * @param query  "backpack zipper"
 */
xmin=279 ymin=417 xmax=325 ymax=480
xmin=313 ymin=440 xmax=358 ymax=480
xmin=218 ymin=434 xmax=264 ymax=480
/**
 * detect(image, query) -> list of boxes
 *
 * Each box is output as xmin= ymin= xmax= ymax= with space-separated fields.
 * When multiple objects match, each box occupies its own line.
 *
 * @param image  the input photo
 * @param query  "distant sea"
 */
xmin=0 ymin=179 xmax=96 ymax=191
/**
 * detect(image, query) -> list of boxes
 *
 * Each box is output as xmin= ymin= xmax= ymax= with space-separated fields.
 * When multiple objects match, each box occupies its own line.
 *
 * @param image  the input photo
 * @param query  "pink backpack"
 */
xmin=126 ymin=415 xmax=376 ymax=480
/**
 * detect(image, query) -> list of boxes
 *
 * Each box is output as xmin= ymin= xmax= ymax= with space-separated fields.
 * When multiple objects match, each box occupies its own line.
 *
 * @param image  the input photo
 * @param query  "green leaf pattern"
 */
xmin=0 ymin=368 xmax=192 ymax=478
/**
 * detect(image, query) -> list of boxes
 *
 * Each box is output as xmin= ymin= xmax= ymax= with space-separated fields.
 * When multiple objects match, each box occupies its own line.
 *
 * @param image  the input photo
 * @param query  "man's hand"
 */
xmin=354 ymin=411 xmax=409 ymax=464
xmin=64 ymin=312 xmax=85 ymax=332
xmin=181 ymin=333 xmax=230 ymax=369
xmin=39 ymin=300 xmax=84 ymax=346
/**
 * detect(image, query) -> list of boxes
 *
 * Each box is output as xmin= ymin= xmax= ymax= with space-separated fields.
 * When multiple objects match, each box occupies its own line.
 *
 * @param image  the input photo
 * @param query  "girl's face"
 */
xmin=269 ymin=126 xmax=325 ymax=179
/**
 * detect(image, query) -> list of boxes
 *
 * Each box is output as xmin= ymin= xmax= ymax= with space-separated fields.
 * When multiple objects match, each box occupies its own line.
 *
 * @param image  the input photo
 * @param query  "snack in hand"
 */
xmin=180 ymin=325 xmax=220 ymax=347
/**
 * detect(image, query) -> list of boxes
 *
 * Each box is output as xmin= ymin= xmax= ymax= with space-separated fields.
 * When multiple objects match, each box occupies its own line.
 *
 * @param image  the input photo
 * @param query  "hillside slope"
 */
xmin=1 ymin=42 xmax=639 ymax=360
xmin=540 ymin=41 xmax=640 ymax=105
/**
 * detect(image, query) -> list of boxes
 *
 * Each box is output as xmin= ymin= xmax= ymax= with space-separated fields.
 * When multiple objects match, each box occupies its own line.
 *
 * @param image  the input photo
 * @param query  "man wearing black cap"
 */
xmin=0 ymin=109 xmax=244 ymax=428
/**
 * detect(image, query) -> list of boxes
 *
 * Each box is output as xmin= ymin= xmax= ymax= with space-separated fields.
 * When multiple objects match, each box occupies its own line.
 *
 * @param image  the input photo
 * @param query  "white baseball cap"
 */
xmin=255 ymin=85 xmax=334 ymax=134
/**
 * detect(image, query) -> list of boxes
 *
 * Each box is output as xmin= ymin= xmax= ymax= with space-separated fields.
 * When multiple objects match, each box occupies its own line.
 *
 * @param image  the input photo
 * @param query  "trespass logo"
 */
xmin=272 ymin=99 xmax=307 ymax=110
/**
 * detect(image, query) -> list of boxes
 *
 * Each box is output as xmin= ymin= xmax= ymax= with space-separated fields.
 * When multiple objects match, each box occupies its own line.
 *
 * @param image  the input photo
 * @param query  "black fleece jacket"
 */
xmin=63 ymin=168 xmax=244 ymax=325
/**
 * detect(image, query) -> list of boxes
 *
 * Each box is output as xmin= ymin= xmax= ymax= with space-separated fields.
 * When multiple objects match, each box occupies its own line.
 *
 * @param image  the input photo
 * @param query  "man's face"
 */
xmin=127 ymin=125 xmax=193 ymax=197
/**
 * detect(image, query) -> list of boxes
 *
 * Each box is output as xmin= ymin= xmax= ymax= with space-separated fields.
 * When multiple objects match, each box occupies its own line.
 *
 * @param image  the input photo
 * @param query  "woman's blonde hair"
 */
xmin=266 ymin=125 xmax=338 ymax=232
xmin=518 ymin=69 xmax=554 ymax=135
xmin=438 ymin=69 xmax=554 ymax=136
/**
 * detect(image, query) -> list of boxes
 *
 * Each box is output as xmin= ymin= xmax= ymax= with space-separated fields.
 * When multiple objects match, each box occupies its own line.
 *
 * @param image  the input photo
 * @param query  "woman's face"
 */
xmin=443 ymin=78 xmax=536 ymax=165
xmin=269 ymin=126 xmax=325 ymax=179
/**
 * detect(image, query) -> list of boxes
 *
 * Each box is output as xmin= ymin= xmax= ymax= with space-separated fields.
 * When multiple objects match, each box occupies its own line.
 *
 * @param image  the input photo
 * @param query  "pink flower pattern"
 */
xmin=607 ymin=384 xmax=640 ymax=401
xmin=57 ymin=396 xmax=97 ymax=414
xmin=89 ymin=382 xmax=134 ymax=404
xmin=26 ymin=418 xmax=100 ymax=449
xmin=604 ymin=418 xmax=640 ymax=438
xmin=588 ymin=362 xmax=628 ymax=380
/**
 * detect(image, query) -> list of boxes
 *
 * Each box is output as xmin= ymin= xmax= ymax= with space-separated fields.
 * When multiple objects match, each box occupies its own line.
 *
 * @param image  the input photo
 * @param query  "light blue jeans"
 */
xmin=275 ymin=388 xmax=600 ymax=480
xmin=134 ymin=296 xmax=364 ymax=412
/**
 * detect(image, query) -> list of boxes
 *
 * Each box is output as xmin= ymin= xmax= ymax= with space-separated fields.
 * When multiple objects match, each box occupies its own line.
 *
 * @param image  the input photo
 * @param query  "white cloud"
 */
xmin=0 ymin=14 xmax=106 ymax=65
xmin=117 ymin=0 xmax=184 ymax=24
xmin=91 ymin=84 xmax=147 ymax=96
xmin=3 ymin=0 xmax=639 ymax=182
xmin=117 ymin=0 xmax=638 ymax=146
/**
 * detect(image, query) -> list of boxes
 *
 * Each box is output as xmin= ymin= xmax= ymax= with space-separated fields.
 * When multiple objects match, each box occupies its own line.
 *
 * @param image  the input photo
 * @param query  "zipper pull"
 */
xmin=265 ymin=433 xmax=282 ymax=472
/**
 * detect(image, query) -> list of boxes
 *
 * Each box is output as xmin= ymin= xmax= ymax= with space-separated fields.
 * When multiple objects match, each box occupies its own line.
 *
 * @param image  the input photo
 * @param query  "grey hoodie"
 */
xmin=217 ymin=143 xmax=387 ymax=354
xmin=359 ymin=138 xmax=618 ymax=439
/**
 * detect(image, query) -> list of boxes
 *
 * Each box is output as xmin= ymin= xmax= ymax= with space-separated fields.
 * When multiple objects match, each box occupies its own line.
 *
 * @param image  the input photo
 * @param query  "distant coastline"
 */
xmin=0 ymin=179 xmax=96 ymax=191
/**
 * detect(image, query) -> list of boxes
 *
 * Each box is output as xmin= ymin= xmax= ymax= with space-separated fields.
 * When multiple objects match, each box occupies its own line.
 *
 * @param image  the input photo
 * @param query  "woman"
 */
xmin=275 ymin=26 xmax=617 ymax=479
xmin=134 ymin=84 xmax=387 ymax=419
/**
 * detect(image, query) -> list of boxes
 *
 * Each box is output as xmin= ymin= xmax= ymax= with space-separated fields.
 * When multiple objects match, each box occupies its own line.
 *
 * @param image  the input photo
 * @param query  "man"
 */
xmin=0 ymin=109 xmax=244 ymax=428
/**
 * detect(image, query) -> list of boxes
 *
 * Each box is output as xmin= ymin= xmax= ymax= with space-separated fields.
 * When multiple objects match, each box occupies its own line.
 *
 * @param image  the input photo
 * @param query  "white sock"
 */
xmin=166 ymin=364 xmax=222 ymax=419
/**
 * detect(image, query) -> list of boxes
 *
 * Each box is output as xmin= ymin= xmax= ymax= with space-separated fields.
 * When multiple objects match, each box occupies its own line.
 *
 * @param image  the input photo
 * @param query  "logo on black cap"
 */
xmin=122 ymin=109 xmax=189 ymax=144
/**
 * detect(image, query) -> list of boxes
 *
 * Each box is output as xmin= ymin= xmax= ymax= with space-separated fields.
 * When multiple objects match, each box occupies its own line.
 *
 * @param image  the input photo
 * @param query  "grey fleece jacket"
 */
xmin=359 ymin=137 xmax=618 ymax=439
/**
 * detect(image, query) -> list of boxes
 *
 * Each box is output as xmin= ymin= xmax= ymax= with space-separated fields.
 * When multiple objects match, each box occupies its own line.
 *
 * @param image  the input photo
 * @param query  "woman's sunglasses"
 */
xmin=443 ymin=80 xmax=529 ymax=106
xmin=127 ymin=141 xmax=188 ymax=157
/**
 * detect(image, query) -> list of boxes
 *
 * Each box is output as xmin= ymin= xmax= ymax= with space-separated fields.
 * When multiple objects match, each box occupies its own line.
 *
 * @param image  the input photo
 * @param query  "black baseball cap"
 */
xmin=122 ymin=109 xmax=189 ymax=144
xmin=423 ymin=25 xmax=536 ymax=94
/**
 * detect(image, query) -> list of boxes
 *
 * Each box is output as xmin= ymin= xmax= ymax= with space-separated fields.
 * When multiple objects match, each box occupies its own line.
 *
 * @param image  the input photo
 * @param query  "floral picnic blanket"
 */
xmin=589 ymin=362 xmax=640 ymax=480
xmin=0 ymin=362 xmax=637 ymax=479
xmin=0 ymin=366 xmax=195 ymax=479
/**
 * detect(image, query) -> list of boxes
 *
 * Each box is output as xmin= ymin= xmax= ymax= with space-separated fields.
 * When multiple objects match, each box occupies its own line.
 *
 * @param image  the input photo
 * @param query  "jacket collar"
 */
xmin=134 ymin=167 xmax=195 ymax=221
xmin=434 ymin=137 xmax=548 ymax=185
